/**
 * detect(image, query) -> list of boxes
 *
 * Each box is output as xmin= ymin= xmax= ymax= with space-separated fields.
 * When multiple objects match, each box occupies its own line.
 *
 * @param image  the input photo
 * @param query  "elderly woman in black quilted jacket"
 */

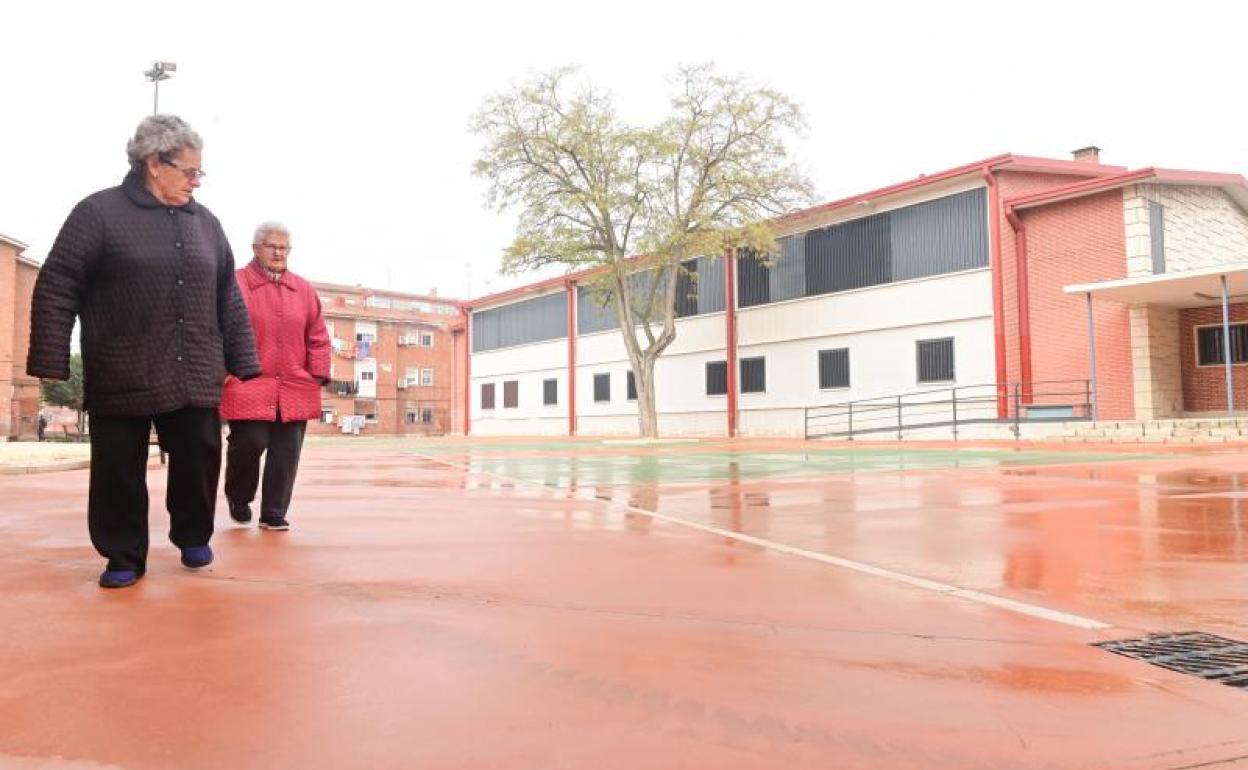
xmin=28 ymin=115 xmax=260 ymax=589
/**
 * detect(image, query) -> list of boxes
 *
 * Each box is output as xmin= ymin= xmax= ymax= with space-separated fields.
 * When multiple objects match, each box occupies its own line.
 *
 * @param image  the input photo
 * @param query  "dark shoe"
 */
xmin=99 ymin=569 xmax=141 ymax=588
xmin=180 ymin=545 xmax=214 ymax=569
xmin=228 ymin=500 xmax=253 ymax=524
xmin=259 ymin=517 xmax=290 ymax=531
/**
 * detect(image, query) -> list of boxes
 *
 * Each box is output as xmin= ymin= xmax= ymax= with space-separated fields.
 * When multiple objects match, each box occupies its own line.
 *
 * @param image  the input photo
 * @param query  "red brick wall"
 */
xmin=1014 ymin=191 xmax=1134 ymax=419
xmin=0 ymin=246 xmax=17 ymax=438
xmin=1178 ymin=303 xmax=1248 ymax=413
xmin=12 ymin=262 xmax=40 ymax=438
xmin=995 ymin=171 xmax=1104 ymax=389
xmin=308 ymin=310 xmax=458 ymax=436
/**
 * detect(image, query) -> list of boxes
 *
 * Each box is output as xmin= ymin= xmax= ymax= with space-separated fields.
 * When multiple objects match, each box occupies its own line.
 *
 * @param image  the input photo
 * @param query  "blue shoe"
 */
xmin=180 ymin=545 xmax=214 ymax=569
xmin=99 ymin=569 xmax=141 ymax=588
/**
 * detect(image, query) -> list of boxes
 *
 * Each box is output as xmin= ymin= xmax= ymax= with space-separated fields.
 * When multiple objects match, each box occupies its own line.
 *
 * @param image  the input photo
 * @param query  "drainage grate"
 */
xmin=1095 ymin=632 xmax=1248 ymax=690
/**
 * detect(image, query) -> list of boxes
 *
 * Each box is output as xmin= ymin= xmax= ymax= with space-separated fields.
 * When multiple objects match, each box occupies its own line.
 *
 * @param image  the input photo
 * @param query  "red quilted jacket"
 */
xmin=219 ymin=260 xmax=330 ymax=422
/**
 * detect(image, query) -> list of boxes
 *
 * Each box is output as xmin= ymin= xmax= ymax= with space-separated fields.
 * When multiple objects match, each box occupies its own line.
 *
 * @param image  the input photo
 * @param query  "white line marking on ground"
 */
xmin=414 ymin=452 xmax=1111 ymax=631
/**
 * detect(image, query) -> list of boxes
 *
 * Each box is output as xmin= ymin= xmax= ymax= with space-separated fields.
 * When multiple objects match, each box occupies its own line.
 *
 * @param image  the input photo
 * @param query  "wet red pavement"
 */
xmin=2 ymin=438 xmax=1248 ymax=769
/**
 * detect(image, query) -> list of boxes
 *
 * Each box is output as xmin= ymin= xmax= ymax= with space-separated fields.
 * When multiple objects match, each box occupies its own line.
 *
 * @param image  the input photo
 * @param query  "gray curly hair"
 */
xmin=126 ymin=114 xmax=203 ymax=171
xmin=253 ymin=221 xmax=291 ymax=244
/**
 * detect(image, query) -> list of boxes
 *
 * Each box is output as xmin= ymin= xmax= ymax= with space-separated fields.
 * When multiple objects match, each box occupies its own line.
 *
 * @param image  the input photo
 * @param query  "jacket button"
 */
xmin=176 ymin=278 xmax=184 ymax=286
xmin=176 ymin=355 xmax=183 ymax=362
xmin=175 ymin=241 xmax=183 ymax=248
xmin=177 ymin=317 xmax=184 ymax=324
xmin=167 ymin=209 xmax=175 ymax=215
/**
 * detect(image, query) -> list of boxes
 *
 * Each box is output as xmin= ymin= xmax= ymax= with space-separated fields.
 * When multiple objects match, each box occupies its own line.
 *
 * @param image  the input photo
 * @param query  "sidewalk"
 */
xmin=0 ymin=441 xmax=159 ymax=474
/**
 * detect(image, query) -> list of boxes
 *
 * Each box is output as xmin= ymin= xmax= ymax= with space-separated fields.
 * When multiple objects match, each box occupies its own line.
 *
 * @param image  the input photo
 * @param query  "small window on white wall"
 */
xmin=819 ymin=348 xmax=850 ymax=390
xmin=593 ymin=373 xmax=611 ymax=403
xmin=420 ymin=368 xmax=434 ymax=386
xmin=917 ymin=338 xmax=955 ymax=383
xmin=706 ymin=361 xmax=727 ymax=396
xmin=739 ymin=357 xmax=766 ymax=394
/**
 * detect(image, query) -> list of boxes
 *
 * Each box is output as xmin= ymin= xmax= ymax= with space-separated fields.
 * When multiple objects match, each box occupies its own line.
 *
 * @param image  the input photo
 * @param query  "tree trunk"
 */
xmin=636 ymin=354 xmax=659 ymax=438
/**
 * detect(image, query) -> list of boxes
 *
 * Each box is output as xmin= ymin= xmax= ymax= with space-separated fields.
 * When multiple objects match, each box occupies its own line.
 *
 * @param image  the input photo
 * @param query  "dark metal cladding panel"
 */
xmin=737 ymin=249 xmax=771 ymax=307
xmin=890 ymin=187 xmax=988 ymax=280
xmin=472 ymin=292 xmax=567 ymax=353
xmin=739 ymin=188 xmax=988 ymax=309
xmin=697 ymin=256 xmax=726 ymax=314
xmin=577 ymin=285 xmax=618 ymax=335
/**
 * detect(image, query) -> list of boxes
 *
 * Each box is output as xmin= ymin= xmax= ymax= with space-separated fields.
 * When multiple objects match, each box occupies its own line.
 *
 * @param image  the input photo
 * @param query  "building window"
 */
xmin=481 ymin=383 xmax=495 ymax=410
xmin=359 ymin=371 xmax=374 ymax=381
xmin=706 ymin=361 xmax=727 ymax=396
xmin=740 ymin=356 xmax=766 ymax=394
xmin=321 ymin=408 xmax=334 ymax=424
xmin=1149 ymin=201 xmax=1166 ymax=275
xmin=406 ymin=408 xmax=435 ymax=425
xmin=354 ymin=400 xmax=377 ymax=422
xmin=917 ymin=337 xmax=955 ymax=383
xmin=420 ymin=332 xmax=434 ymax=347
xmin=819 ymin=348 xmax=850 ymax=389
xmin=420 ymin=368 xmax=434 ymax=386
xmin=594 ymin=373 xmax=611 ymax=403
xmin=355 ymin=331 xmax=376 ymax=343
xmin=626 ymin=371 xmax=637 ymax=401
xmin=543 ymin=378 xmax=558 ymax=406
xmin=503 ymin=380 xmax=519 ymax=408
xmin=1196 ymin=323 xmax=1248 ymax=366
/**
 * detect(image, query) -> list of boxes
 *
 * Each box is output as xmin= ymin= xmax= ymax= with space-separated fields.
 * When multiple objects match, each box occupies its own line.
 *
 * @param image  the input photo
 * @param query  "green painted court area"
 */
xmin=311 ymin=436 xmax=1175 ymax=486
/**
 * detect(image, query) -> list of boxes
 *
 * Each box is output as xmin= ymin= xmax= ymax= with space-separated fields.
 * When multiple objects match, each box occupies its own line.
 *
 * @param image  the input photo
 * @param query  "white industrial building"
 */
xmin=463 ymin=150 xmax=1248 ymax=437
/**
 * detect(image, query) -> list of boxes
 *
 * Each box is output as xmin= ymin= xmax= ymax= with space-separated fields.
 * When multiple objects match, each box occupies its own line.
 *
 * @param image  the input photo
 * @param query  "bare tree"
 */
xmin=473 ymin=65 xmax=812 ymax=437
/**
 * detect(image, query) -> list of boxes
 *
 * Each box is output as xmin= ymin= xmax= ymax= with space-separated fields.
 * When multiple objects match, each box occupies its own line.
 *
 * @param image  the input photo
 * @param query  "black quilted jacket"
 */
xmin=27 ymin=171 xmax=261 ymax=416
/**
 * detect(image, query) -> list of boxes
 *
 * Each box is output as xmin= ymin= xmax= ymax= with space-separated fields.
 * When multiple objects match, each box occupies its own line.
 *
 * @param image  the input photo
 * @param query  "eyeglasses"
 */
xmin=257 ymin=243 xmax=290 ymax=253
xmin=160 ymin=157 xmax=207 ymax=181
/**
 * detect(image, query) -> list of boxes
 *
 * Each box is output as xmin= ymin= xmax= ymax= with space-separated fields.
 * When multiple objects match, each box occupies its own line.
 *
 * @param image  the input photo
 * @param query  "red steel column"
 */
xmin=566 ymin=281 xmax=577 ymax=436
xmin=461 ymin=307 xmax=471 ymax=436
xmin=984 ymin=170 xmax=1008 ymax=418
xmin=725 ymin=248 xmax=738 ymax=438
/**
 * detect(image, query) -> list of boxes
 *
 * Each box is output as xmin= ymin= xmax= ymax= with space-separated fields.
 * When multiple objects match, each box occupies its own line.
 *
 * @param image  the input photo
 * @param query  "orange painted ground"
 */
xmin=2 ymin=437 xmax=1247 ymax=770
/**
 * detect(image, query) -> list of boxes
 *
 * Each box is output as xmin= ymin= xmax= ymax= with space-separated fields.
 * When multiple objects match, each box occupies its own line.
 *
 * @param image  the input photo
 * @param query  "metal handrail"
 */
xmin=804 ymin=379 xmax=1091 ymax=440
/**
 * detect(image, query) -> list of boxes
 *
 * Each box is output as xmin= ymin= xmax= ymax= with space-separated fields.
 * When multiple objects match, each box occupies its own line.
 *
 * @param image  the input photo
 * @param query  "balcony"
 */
xmin=325 ymin=379 xmax=359 ymax=397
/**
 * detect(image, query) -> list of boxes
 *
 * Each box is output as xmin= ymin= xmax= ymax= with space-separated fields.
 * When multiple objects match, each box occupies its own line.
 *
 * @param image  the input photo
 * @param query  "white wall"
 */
xmin=471 ymin=338 xmax=567 ymax=430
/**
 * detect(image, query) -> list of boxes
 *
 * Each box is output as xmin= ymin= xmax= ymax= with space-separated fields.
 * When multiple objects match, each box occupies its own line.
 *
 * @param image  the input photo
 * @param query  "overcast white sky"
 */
xmin=2 ymin=0 xmax=1245 ymax=300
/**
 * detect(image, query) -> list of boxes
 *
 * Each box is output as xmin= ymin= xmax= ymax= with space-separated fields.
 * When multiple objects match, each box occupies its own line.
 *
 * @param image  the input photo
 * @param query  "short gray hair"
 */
xmin=126 ymin=115 xmax=203 ymax=171
xmin=253 ymin=221 xmax=291 ymax=244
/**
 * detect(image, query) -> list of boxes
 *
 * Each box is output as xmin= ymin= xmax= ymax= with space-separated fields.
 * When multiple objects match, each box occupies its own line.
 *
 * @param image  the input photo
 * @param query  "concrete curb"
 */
xmin=0 ymin=451 xmax=164 ymax=476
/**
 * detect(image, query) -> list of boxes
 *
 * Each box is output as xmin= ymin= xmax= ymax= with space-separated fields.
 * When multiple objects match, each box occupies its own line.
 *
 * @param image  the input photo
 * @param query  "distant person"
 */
xmin=36 ymin=413 xmax=47 ymax=442
xmin=27 ymin=115 xmax=260 ymax=589
xmin=220 ymin=222 xmax=329 ymax=531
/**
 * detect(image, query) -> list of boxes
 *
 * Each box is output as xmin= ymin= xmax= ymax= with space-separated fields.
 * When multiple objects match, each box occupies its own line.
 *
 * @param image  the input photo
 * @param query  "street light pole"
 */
xmin=143 ymin=61 xmax=177 ymax=114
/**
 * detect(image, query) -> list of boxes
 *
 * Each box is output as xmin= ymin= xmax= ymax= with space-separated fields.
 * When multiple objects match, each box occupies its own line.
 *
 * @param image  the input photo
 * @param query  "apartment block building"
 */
xmin=1 ymin=233 xmax=40 ymax=440
xmin=312 ymin=282 xmax=466 ymax=436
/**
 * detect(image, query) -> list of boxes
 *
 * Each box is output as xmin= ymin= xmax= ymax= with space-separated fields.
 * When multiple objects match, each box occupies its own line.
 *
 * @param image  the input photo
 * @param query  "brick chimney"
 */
xmin=1071 ymin=146 xmax=1101 ymax=163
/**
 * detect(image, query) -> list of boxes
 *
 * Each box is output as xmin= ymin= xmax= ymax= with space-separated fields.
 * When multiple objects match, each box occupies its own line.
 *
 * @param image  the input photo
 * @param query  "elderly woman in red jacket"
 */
xmin=220 ymin=222 xmax=329 ymax=531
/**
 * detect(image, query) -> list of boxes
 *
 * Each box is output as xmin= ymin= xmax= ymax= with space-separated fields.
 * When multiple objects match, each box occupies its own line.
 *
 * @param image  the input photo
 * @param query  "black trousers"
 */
xmin=88 ymin=407 xmax=222 ymax=572
xmin=224 ymin=418 xmax=308 ymax=520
